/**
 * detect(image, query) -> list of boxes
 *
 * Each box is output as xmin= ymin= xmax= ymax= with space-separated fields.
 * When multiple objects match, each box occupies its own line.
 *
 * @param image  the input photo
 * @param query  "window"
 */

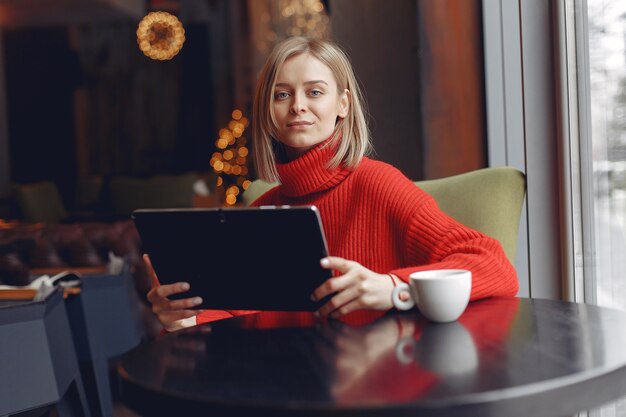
xmin=585 ymin=0 xmax=626 ymax=311
xmin=484 ymin=1 xmax=626 ymax=411
xmin=568 ymin=0 xmax=626 ymax=415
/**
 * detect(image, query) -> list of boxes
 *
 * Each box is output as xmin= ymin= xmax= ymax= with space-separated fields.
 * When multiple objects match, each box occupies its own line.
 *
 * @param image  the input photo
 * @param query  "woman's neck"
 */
xmin=282 ymin=144 xmax=316 ymax=161
xmin=276 ymin=132 xmax=339 ymax=162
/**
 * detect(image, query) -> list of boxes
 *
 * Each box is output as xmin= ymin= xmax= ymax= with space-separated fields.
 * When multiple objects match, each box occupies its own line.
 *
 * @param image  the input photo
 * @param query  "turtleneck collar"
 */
xmin=276 ymin=139 xmax=353 ymax=197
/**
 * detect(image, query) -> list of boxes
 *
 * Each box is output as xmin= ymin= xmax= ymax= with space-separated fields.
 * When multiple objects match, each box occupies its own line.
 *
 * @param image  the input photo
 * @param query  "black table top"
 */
xmin=117 ymin=297 xmax=626 ymax=417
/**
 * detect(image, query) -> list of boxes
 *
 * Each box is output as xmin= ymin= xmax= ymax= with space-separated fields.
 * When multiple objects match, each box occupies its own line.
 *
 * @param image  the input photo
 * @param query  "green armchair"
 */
xmin=13 ymin=181 xmax=69 ymax=223
xmin=242 ymin=166 xmax=526 ymax=263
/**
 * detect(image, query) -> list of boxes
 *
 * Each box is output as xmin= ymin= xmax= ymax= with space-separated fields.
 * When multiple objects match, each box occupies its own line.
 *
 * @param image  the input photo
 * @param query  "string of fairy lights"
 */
xmin=210 ymin=110 xmax=252 ymax=206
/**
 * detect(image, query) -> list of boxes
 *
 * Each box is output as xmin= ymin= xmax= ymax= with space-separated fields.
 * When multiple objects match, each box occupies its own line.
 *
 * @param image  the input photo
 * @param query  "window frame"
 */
xmin=482 ymin=0 xmax=566 ymax=300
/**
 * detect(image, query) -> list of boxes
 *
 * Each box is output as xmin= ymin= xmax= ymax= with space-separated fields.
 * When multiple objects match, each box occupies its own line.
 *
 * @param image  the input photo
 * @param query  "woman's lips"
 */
xmin=287 ymin=121 xmax=313 ymax=128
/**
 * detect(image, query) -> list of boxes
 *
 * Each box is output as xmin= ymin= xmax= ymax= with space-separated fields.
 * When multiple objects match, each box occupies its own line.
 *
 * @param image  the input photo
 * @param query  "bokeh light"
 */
xmin=211 ymin=109 xmax=252 ymax=206
xmin=136 ymin=11 xmax=185 ymax=61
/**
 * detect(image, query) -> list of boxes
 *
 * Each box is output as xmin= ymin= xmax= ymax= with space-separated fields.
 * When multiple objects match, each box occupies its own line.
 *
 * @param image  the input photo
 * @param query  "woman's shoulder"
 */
xmin=355 ymin=159 xmax=441 ymax=226
xmin=352 ymin=157 xmax=432 ymax=207
xmin=355 ymin=157 xmax=418 ymax=188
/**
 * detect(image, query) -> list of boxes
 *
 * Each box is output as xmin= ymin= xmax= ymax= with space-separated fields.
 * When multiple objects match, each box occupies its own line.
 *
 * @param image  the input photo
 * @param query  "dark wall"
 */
xmin=417 ymin=0 xmax=486 ymax=179
xmin=73 ymin=21 xmax=215 ymax=177
xmin=330 ymin=0 xmax=486 ymax=180
xmin=177 ymin=23 xmax=216 ymax=172
xmin=331 ymin=0 xmax=423 ymax=180
xmin=3 ymin=18 xmax=218 ymax=208
xmin=4 ymin=28 xmax=79 ymax=201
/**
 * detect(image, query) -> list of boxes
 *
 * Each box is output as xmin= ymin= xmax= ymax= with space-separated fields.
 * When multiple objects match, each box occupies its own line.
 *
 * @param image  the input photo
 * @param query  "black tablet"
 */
xmin=132 ymin=206 xmax=332 ymax=311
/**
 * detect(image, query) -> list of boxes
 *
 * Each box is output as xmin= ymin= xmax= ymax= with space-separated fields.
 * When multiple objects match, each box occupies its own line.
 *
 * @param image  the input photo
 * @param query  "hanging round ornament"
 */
xmin=137 ymin=11 xmax=185 ymax=61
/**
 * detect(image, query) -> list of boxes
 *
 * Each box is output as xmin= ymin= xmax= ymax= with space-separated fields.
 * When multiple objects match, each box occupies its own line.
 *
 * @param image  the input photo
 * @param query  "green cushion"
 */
xmin=109 ymin=173 xmax=199 ymax=217
xmin=241 ymin=179 xmax=278 ymax=206
xmin=242 ymin=166 xmax=526 ymax=263
xmin=13 ymin=181 xmax=68 ymax=223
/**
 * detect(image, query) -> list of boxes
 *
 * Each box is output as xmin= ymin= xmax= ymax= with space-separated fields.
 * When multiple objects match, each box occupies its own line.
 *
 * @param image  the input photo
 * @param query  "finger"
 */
xmin=313 ymin=257 xmax=362 ymax=300
xmin=147 ymin=282 xmax=190 ymax=303
xmin=311 ymin=271 xmax=356 ymax=302
xmin=320 ymin=256 xmax=357 ymax=274
xmin=329 ymin=299 xmax=363 ymax=319
xmin=153 ymin=296 xmax=203 ymax=314
xmin=158 ymin=308 xmax=203 ymax=324
xmin=317 ymin=284 xmax=362 ymax=317
xmin=143 ymin=254 xmax=160 ymax=287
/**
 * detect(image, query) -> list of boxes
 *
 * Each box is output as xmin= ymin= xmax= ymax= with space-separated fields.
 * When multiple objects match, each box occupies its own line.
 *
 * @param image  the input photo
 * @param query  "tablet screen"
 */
xmin=132 ymin=206 xmax=332 ymax=311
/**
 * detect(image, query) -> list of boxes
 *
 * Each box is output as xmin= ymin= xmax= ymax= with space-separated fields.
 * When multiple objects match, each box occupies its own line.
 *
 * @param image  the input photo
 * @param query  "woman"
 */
xmin=147 ymin=37 xmax=518 ymax=332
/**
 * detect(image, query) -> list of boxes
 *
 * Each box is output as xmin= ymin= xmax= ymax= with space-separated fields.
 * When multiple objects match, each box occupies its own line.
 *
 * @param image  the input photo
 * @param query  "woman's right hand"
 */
xmin=144 ymin=254 xmax=204 ymax=332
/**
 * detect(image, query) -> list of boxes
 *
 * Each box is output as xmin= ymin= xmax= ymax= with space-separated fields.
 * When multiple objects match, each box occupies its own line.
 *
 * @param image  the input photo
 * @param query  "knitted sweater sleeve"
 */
xmin=387 ymin=175 xmax=519 ymax=301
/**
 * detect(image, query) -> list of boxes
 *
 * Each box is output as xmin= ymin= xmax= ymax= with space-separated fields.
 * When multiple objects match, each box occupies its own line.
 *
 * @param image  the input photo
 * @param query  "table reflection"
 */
xmin=118 ymin=298 xmax=626 ymax=416
xmin=126 ymin=299 xmax=520 ymax=407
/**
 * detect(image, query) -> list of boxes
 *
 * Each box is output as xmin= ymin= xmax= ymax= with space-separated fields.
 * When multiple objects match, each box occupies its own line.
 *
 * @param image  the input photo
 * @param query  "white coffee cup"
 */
xmin=391 ymin=269 xmax=472 ymax=323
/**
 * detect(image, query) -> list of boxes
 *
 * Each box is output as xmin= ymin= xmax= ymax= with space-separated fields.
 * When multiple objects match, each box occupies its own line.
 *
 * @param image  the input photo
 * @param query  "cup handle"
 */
xmin=391 ymin=283 xmax=415 ymax=311
xmin=395 ymin=336 xmax=416 ymax=365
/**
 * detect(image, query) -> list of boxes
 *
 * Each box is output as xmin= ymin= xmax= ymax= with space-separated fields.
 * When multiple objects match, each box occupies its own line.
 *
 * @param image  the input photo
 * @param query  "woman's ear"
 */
xmin=338 ymin=89 xmax=350 ymax=118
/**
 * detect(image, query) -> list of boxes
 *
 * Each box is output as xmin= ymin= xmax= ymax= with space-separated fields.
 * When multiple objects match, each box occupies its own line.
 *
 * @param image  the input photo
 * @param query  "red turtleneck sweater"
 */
xmin=196 ymin=142 xmax=518 ymax=324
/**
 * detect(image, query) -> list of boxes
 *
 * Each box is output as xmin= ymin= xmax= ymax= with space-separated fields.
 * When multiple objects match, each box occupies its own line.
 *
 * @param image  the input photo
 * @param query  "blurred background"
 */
xmin=0 ymin=0 xmax=487 ymax=217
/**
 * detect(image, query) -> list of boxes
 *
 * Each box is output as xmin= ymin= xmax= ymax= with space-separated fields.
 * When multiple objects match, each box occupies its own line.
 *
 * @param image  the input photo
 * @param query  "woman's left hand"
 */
xmin=311 ymin=256 xmax=397 ymax=318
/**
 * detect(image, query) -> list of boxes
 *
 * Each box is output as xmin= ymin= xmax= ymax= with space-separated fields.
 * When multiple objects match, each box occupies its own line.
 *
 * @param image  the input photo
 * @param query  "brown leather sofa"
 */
xmin=2 ymin=172 xmax=213 ymax=337
xmin=4 ymin=173 xmax=205 ymax=289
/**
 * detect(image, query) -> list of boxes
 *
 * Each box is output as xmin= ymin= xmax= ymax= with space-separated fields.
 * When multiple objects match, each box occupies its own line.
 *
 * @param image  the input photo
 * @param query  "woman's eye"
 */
xmin=275 ymin=91 xmax=289 ymax=100
xmin=310 ymin=90 xmax=323 ymax=97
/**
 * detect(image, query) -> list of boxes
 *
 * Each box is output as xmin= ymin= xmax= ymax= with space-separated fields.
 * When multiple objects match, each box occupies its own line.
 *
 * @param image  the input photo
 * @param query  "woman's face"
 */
xmin=272 ymin=53 xmax=349 ymax=159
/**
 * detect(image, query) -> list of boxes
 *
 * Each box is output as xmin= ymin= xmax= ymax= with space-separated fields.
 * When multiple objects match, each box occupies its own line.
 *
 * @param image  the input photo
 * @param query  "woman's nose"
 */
xmin=290 ymin=94 xmax=307 ymax=114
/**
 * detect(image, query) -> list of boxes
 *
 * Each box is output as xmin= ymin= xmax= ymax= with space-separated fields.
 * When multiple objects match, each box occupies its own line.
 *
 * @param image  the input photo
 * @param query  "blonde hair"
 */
xmin=252 ymin=37 xmax=371 ymax=183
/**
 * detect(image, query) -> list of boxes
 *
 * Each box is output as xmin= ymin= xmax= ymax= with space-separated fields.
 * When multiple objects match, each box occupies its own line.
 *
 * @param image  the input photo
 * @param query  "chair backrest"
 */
xmin=108 ymin=173 xmax=198 ymax=217
xmin=241 ymin=166 xmax=526 ymax=263
xmin=13 ymin=181 xmax=68 ymax=223
xmin=241 ymin=179 xmax=278 ymax=206
xmin=65 ymin=272 xmax=145 ymax=417
xmin=0 ymin=289 xmax=91 ymax=417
